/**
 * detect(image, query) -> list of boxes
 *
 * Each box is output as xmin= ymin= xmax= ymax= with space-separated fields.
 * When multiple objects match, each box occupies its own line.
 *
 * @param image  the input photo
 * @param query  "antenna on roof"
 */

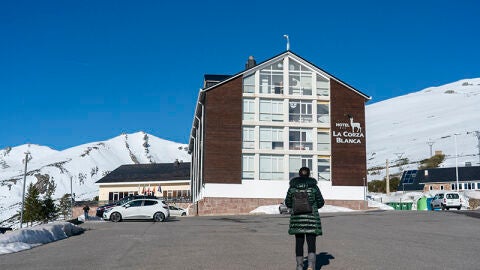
xmin=283 ymin=34 xmax=290 ymax=51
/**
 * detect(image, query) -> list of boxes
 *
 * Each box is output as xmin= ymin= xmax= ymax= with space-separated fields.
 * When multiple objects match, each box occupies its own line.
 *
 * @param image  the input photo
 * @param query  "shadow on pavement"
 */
xmin=316 ymin=252 xmax=335 ymax=269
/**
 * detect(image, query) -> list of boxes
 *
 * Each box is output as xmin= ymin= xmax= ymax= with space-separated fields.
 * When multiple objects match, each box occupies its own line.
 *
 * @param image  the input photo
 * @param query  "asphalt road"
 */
xmin=1 ymin=210 xmax=480 ymax=270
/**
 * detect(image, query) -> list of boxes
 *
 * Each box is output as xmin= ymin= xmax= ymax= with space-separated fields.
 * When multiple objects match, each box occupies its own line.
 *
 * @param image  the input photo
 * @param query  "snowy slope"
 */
xmin=0 ymin=131 xmax=190 ymax=227
xmin=366 ymin=78 xmax=480 ymax=180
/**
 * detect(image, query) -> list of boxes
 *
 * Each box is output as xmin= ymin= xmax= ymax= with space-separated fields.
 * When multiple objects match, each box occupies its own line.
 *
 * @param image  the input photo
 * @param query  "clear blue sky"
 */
xmin=1 ymin=0 xmax=479 ymax=150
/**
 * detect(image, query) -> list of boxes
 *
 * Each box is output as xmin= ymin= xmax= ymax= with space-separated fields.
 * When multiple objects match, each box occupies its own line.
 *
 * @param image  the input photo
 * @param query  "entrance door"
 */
xmin=113 ymin=192 xmax=119 ymax=202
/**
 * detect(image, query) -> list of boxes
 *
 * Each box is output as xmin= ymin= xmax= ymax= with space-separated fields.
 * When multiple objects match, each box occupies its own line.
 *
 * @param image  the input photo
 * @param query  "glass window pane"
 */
xmin=316 ymin=75 xmax=329 ymax=97
xmin=243 ymin=74 xmax=255 ymax=93
xmin=318 ymin=158 xmax=331 ymax=181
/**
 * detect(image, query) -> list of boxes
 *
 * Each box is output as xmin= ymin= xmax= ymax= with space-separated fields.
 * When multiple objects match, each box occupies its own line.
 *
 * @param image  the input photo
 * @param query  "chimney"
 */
xmin=245 ymin=56 xmax=256 ymax=69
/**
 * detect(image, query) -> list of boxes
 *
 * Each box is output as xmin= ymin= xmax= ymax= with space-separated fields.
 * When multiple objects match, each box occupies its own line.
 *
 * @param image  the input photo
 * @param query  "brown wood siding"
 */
xmin=330 ymin=80 xmax=367 ymax=186
xmin=203 ymin=76 xmax=243 ymax=184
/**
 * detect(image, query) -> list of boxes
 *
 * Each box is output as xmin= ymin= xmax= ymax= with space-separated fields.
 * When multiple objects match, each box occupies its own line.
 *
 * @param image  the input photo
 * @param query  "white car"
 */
xmin=103 ymin=198 xmax=170 ymax=222
xmin=431 ymin=192 xmax=462 ymax=210
xmin=168 ymin=205 xmax=187 ymax=216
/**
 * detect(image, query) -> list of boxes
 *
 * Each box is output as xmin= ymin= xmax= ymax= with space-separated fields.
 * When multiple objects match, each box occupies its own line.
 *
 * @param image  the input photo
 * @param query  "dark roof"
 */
xmin=399 ymin=166 xmax=480 ymax=191
xmin=417 ymin=166 xmax=480 ymax=183
xmin=203 ymin=74 xmax=232 ymax=88
xmin=96 ymin=162 xmax=190 ymax=184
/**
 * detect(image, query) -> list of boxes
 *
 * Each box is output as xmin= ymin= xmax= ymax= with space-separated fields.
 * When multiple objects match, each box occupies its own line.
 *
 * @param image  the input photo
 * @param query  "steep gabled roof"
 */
xmin=201 ymin=50 xmax=371 ymax=99
xmin=188 ymin=50 xmax=371 ymax=152
xmin=96 ymin=162 xmax=190 ymax=184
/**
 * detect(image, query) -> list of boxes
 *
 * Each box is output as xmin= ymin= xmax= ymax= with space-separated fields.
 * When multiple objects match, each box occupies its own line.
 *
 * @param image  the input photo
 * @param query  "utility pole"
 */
xmin=70 ymin=176 xmax=73 ymax=218
xmin=454 ymin=134 xmax=459 ymax=191
xmin=386 ymin=159 xmax=390 ymax=195
xmin=20 ymin=152 xmax=30 ymax=228
xmin=427 ymin=139 xmax=435 ymax=157
xmin=470 ymin=131 xmax=480 ymax=165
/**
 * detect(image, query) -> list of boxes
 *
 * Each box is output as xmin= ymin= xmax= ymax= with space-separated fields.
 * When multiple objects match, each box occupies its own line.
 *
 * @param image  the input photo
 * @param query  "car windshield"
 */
xmin=115 ymin=197 xmax=134 ymax=206
xmin=446 ymin=193 xmax=459 ymax=199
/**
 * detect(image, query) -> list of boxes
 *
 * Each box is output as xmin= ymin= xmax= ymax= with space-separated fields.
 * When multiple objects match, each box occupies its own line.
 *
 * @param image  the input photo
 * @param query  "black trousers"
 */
xmin=295 ymin=233 xmax=316 ymax=256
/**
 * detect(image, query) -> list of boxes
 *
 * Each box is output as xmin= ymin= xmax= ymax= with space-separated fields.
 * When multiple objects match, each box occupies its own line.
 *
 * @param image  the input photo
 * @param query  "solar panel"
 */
xmin=401 ymin=170 xmax=417 ymax=184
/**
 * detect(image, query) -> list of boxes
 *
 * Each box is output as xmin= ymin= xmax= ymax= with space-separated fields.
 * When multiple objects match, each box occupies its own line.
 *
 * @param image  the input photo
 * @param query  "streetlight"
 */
xmin=454 ymin=133 xmax=460 ymax=191
xmin=20 ymin=152 xmax=30 ymax=228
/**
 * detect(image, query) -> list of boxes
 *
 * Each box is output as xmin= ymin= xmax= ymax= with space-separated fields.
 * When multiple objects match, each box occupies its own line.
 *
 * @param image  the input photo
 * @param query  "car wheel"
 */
xmin=153 ymin=212 xmax=165 ymax=222
xmin=110 ymin=212 xmax=122 ymax=222
xmin=430 ymin=204 xmax=434 ymax=211
xmin=457 ymin=206 xmax=461 ymax=210
xmin=181 ymin=212 xmax=186 ymax=216
xmin=441 ymin=204 xmax=446 ymax=211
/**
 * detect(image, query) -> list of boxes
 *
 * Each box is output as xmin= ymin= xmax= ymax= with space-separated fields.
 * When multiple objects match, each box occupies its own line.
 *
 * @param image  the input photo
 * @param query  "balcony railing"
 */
xmin=289 ymin=114 xmax=313 ymax=123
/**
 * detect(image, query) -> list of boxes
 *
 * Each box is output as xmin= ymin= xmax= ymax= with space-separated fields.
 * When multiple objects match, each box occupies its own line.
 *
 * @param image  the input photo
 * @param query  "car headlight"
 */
xmin=104 ymin=208 xmax=113 ymax=213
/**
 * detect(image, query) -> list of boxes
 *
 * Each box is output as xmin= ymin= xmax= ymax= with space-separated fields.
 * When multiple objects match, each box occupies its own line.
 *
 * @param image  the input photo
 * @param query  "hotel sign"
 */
xmin=333 ymin=116 xmax=364 ymax=144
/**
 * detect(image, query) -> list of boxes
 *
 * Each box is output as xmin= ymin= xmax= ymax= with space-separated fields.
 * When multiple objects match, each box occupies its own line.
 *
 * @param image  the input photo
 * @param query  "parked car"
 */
xmin=96 ymin=195 xmax=157 ymax=217
xmin=168 ymin=205 xmax=187 ymax=216
xmin=279 ymin=202 xmax=291 ymax=214
xmin=103 ymin=198 xmax=169 ymax=222
xmin=431 ymin=192 xmax=462 ymax=210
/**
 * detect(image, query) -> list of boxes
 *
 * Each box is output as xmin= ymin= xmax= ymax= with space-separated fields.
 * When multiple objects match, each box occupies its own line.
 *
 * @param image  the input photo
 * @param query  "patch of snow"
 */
xmin=0 ymin=222 xmax=84 ymax=255
xmin=464 ymin=191 xmax=480 ymax=199
xmin=368 ymin=199 xmax=394 ymax=210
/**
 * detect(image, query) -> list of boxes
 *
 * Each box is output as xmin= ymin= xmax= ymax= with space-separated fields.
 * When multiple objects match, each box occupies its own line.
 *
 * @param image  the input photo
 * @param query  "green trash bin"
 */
xmin=406 ymin=202 xmax=413 ymax=210
xmin=417 ymin=197 xmax=427 ymax=211
xmin=386 ymin=202 xmax=397 ymax=210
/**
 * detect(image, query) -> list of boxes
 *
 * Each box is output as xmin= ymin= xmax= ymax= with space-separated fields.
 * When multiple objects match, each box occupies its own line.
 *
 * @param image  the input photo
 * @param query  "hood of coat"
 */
xmin=289 ymin=177 xmax=318 ymax=190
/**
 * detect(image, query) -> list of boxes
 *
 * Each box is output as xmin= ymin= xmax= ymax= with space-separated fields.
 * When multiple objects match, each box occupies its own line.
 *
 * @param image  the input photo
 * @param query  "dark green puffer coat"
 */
xmin=285 ymin=176 xmax=325 ymax=235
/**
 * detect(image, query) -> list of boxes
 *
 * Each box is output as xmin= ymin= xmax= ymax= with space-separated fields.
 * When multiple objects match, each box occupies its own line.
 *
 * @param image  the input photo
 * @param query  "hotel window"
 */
xmin=260 ymin=60 xmax=284 ymax=94
xmin=260 ymin=127 xmax=284 ymax=150
xmin=243 ymin=99 xmax=255 ymax=121
xmin=289 ymin=100 xmax=312 ymax=123
xmin=259 ymin=99 xmax=283 ymax=122
xmin=289 ymin=155 xmax=313 ymax=179
xmin=242 ymin=155 xmax=255 ymax=180
xmin=477 ymin=183 xmax=480 ymax=189
xmin=317 ymin=103 xmax=329 ymax=123
xmin=259 ymin=155 xmax=284 ymax=180
xmin=289 ymin=128 xmax=313 ymax=150
xmin=243 ymin=74 xmax=255 ymax=93
xmin=316 ymin=75 xmax=329 ymax=97
xmin=317 ymin=131 xmax=330 ymax=151
xmin=288 ymin=59 xmax=312 ymax=96
xmin=317 ymin=158 xmax=331 ymax=181
xmin=242 ymin=127 xmax=255 ymax=149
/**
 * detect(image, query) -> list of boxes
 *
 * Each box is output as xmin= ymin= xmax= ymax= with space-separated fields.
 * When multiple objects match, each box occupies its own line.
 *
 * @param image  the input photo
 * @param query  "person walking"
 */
xmin=83 ymin=204 xmax=90 ymax=220
xmin=285 ymin=167 xmax=325 ymax=270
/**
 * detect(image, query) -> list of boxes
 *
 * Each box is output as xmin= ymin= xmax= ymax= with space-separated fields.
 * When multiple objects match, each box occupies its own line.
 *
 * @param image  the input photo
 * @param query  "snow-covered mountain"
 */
xmin=366 ymin=78 xmax=480 ymax=180
xmin=0 ymin=132 xmax=190 ymax=226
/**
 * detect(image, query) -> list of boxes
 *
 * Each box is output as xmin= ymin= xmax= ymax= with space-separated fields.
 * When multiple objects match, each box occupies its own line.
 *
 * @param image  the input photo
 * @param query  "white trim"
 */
xmin=96 ymin=180 xmax=189 ymax=186
xmin=202 ymin=182 xmax=364 ymax=200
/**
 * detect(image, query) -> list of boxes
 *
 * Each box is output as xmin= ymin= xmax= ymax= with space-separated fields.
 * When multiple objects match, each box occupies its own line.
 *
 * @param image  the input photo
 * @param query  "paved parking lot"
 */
xmin=1 ymin=210 xmax=480 ymax=270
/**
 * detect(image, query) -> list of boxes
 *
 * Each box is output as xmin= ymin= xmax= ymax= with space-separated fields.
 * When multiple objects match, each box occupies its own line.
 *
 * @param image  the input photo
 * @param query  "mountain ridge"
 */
xmin=366 ymin=78 xmax=480 ymax=180
xmin=0 ymin=131 xmax=190 ymax=227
